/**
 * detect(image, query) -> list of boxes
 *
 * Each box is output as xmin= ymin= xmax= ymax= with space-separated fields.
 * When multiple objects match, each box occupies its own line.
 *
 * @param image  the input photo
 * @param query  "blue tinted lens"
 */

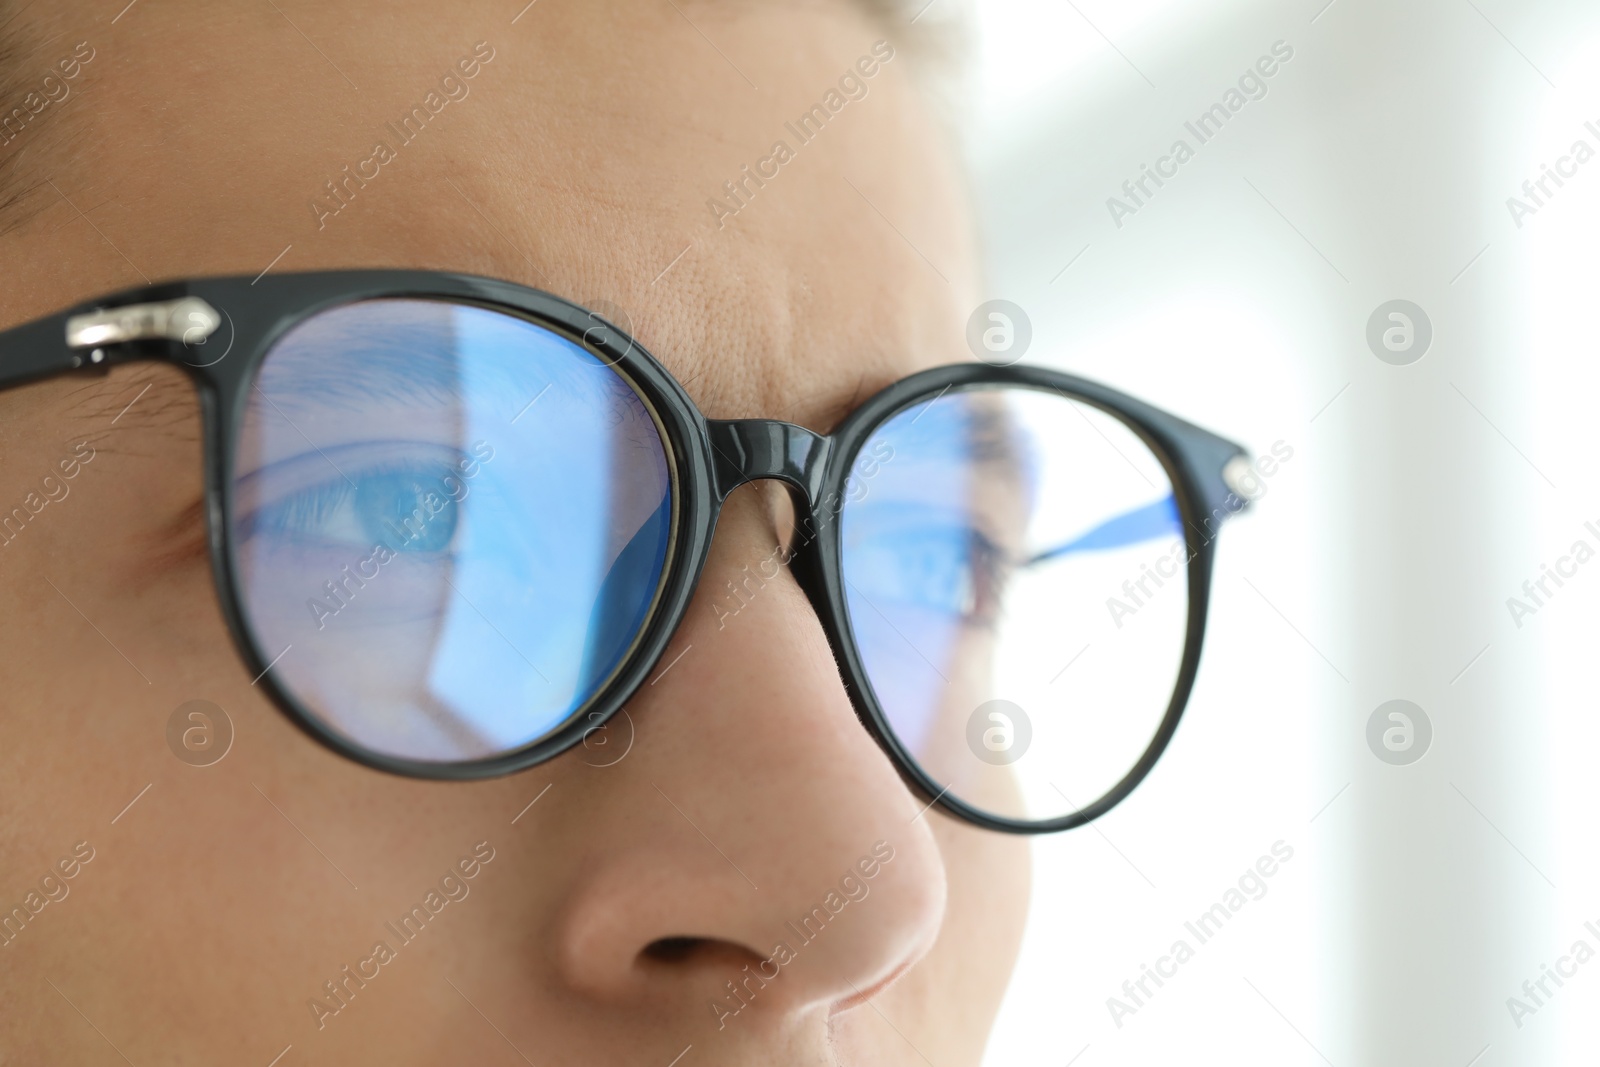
xmin=841 ymin=387 xmax=1187 ymax=823
xmin=231 ymin=299 xmax=673 ymax=763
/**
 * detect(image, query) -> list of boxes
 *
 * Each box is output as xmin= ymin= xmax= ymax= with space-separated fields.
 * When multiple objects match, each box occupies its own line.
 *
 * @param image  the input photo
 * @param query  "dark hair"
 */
xmin=0 ymin=1 xmax=49 ymax=238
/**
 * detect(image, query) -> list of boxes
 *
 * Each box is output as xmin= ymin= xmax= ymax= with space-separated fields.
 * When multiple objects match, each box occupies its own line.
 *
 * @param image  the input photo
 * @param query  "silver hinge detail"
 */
xmin=1222 ymin=455 xmax=1259 ymax=500
xmin=65 ymin=297 xmax=222 ymax=350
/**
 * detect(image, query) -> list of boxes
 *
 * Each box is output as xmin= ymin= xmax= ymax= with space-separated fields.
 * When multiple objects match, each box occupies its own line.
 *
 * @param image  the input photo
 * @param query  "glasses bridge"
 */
xmin=706 ymin=419 xmax=831 ymax=504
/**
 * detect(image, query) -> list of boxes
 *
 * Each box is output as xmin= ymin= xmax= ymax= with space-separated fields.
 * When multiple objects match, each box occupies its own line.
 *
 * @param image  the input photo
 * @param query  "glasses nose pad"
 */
xmin=775 ymin=483 xmax=829 ymax=610
xmin=574 ymin=494 xmax=673 ymax=702
xmin=778 ymin=489 xmax=889 ymax=750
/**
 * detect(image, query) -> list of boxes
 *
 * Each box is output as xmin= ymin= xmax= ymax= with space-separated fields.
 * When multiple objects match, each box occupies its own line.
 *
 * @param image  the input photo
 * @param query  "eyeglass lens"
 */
xmin=840 ymin=386 xmax=1190 ymax=824
xmin=229 ymin=299 xmax=674 ymax=763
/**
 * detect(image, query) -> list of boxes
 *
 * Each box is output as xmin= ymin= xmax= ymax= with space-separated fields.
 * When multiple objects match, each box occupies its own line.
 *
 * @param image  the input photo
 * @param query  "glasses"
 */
xmin=1 ymin=271 xmax=1252 ymax=834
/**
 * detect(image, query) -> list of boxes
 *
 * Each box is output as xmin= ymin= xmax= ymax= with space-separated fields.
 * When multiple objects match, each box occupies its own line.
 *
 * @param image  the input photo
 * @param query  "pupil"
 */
xmin=355 ymin=472 xmax=457 ymax=552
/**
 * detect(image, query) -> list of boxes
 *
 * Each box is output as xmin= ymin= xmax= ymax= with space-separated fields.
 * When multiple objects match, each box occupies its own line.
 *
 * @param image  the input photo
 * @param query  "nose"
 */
xmin=550 ymin=485 xmax=948 ymax=1028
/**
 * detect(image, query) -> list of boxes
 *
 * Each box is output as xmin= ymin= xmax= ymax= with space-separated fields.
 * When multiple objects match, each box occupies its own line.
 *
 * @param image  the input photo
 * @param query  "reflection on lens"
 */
xmin=841 ymin=386 xmax=1188 ymax=824
xmin=231 ymin=299 xmax=673 ymax=763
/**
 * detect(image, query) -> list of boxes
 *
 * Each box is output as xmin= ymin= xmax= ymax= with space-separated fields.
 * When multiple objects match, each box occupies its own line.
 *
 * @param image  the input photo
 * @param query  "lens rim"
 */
xmin=193 ymin=272 xmax=713 ymax=780
xmin=0 ymin=270 xmax=1246 ymax=833
xmin=802 ymin=369 xmax=1238 ymax=834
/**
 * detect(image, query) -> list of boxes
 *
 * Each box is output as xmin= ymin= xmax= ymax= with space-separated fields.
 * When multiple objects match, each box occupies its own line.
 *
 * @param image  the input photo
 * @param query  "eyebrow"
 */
xmin=257 ymin=303 xmax=464 ymax=411
xmin=0 ymin=1 xmax=29 ymax=233
xmin=772 ymin=371 xmax=882 ymax=434
xmin=48 ymin=298 xmax=907 ymax=455
xmin=0 ymin=2 xmax=79 ymax=240
xmin=880 ymin=390 xmax=1038 ymax=479
xmin=250 ymin=298 xmax=622 ymax=417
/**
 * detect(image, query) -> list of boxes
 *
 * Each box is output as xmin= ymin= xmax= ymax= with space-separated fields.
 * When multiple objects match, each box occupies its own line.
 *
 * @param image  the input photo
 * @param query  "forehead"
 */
xmin=0 ymin=0 xmax=979 ymax=431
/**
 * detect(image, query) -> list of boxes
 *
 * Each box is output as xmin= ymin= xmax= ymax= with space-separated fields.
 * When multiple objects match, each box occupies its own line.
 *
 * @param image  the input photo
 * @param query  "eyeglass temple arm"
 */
xmin=1167 ymin=420 xmax=1256 ymax=532
xmin=1024 ymin=495 xmax=1183 ymax=567
xmin=0 ymin=314 xmax=85 ymax=389
xmin=0 ymin=294 xmax=214 ymax=389
xmin=1023 ymin=433 xmax=1257 ymax=567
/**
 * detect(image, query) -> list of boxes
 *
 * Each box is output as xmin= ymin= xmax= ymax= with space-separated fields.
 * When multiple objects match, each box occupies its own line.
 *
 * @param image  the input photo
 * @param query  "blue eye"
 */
xmin=845 ymin=521 xmax=1009 ymax=621
xmin=353 ymin=470 xmax=458 ymax=552
xmin=244 ymin=458 xmax=465 ymax=556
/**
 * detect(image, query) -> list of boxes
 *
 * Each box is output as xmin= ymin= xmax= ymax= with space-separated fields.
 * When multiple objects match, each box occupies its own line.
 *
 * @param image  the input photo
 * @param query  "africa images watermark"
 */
xmin=710 ymin=438 xmax=894 ymax=630
xmin=306 ymin=440 xmax=495 ymax=631
xmin=310 ymin=42 xmax=497 ymax=230
xmin=709 ymin=840 xmax=896 ymax=1030
xmin=0 ymin=840 xmax=96 ymax=950
xmin=1504 ymin=117 xmax=1600 ymax=230
xmin=0 ymin=41 xmax=96 ymax=149
xmin=1106 ymin=440 xmax=1293 ymax=629
xmin=1504 ymin=918 xmax=1600 ymax=1030
xmin=1105 ymin=839 xmax=1295 ymax=1028
xmin=705 ymin=40 xmax=896 ymax=230
xmin=1106 ymin=40 xmax=1296 ymax=230
xmin=306 ymin=840 xmax=497 ymax=1031
xmin=0 ymin=441 xmax=96 ymax=552
xmin=1503 ymin=517 xmax=1600 ymax=629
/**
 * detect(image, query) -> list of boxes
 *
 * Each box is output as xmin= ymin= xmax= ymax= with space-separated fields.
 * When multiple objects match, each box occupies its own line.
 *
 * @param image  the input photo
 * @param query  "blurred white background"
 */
xmin=950 ymin=0 xmax=1600 ymax=1063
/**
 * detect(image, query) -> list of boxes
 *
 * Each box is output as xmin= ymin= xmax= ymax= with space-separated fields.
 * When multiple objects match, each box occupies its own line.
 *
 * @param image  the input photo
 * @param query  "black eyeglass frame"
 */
xmin=0 ymin=270 xmax=1249 ymax=834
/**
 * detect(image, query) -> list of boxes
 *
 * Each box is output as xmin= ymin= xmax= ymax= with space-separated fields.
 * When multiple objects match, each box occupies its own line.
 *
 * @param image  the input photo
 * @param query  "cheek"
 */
xmin=0 ymin=371 xmax=270 ymax=995
xmin=833 ymin=819 xmax=1030 ymax=1062
xmin=932 ymin=818 xmax=1031 ymax=977
xmin=0 ymin=364 xmax=224 ymax=773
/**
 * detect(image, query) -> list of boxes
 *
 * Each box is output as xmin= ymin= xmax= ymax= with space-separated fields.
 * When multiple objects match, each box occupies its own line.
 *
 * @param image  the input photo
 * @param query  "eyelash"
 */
xmin=239 ymin=457 xmax=473 ymax=553
xmin=250 ymin=478 xmax=361 ymax=540
xmin=846 ymin=521 xmax=1014 ymax=628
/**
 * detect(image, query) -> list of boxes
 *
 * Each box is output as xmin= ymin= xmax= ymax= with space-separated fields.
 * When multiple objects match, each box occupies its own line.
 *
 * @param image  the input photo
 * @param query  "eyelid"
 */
xmin=232 ymin=439 xmax=473 ymax=540
xmin=848 ymin=502 xmax=1013 ymax=556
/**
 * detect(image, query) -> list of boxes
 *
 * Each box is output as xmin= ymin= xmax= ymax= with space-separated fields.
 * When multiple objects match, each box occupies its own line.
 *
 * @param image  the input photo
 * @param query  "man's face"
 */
xmin=0 ymin=1 xmax=1030 ymax=1063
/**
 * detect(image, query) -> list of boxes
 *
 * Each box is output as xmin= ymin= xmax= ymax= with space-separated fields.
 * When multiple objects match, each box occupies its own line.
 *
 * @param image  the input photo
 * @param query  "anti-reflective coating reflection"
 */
xmin=841 ymin=386 xmax=1189 ymax=824
xmin=230 ymin=299 xmax=673 ymax=763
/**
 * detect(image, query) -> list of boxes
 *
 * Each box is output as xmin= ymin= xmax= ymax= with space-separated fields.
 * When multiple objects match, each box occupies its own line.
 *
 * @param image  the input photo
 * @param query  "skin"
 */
xmin=0 ymin=1 xmax=1029 ymax=1063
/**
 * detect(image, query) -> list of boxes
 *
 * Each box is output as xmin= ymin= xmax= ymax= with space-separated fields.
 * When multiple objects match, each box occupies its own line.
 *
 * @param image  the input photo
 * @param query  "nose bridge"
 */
xmin=706 ymin=419 xmax=830 ymax=503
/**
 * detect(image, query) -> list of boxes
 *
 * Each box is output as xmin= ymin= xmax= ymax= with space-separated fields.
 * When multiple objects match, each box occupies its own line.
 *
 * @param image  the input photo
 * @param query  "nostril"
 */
xmin=640 ymin=936 xmax=765 ymax=973
xmin=642 ymin=936 xmax=702 ymax=963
